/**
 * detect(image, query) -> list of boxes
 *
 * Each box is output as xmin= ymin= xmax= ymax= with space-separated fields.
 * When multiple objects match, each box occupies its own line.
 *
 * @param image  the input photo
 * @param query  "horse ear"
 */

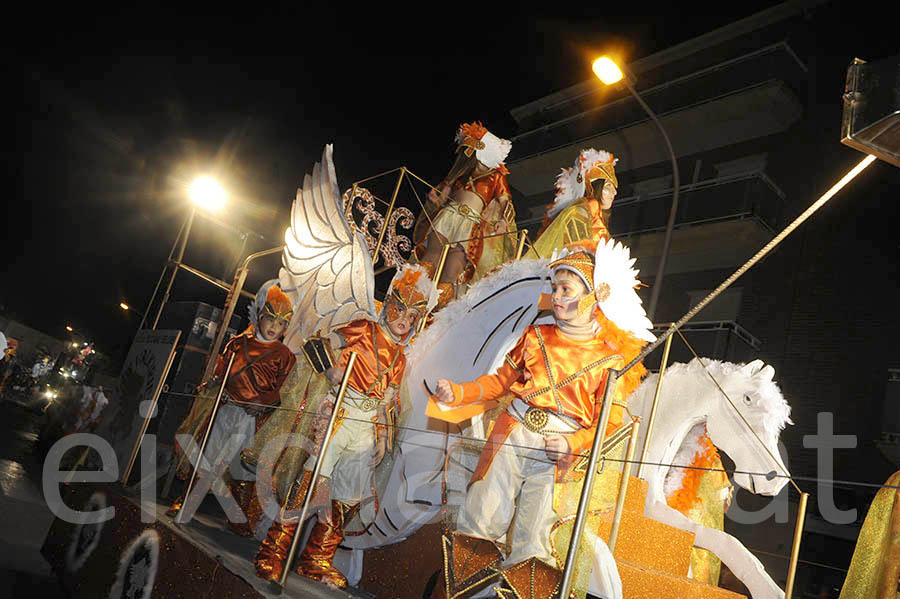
xmin=757 ymin=365 xmax=775 ymax=381
xmin=741 ymin=359 xmax=765 ymax=375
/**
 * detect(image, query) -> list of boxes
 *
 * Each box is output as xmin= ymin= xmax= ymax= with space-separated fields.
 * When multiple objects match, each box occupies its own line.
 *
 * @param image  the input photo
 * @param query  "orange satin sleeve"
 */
xmin=447 ymin=332 xmax=526 ymax=406
xmin=493 ymin=171 xmax=511 ymax=202
xmin=335 ymin=319 xmax=369 ymax=351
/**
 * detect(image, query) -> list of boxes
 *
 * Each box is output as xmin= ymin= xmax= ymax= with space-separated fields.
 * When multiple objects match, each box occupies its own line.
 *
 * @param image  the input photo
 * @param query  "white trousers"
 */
xmin=457 ymin=422 xmax=559 ymax=567
xmin=188 ymin=402 xmax=256 ymax=495
xmin=305 ymin=398 xmax=376 ymax=505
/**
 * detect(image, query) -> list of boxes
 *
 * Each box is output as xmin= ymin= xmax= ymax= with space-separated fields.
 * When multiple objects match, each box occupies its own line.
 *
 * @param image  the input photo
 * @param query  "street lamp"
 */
xmin=141 ymin=175 xmax=228 ymax=331
xmin=120 ymin=302 xmax=145 ymax=317
xmin=189 ymin=175 xmax=227 ymax=213
xmin=65 ymin=325 xmax=73 ymax=333
xmin=592 ymin=56 xmax=680 ymax=321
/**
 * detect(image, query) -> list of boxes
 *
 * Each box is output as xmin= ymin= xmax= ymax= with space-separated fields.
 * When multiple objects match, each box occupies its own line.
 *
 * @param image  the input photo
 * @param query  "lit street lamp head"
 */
xmin=592 ymin=57 xmax=624 ymax=85
xmin=189 ymin=175 xmax=227 ymax=212
xmin=65 ymin=325 xmax=73 ymax=333
xmin=120 ymin=302 xmax=130 ymax=311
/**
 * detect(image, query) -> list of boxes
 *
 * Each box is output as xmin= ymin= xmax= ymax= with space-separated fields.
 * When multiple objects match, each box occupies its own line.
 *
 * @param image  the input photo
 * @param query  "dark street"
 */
xmin=0 ymin=398 xmax=66 ymax=597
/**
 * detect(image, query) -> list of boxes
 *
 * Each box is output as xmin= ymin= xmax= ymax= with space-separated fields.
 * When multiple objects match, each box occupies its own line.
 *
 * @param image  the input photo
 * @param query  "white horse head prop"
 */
xmin=631 ymin=358 xmax=792 ymax=508
xmin=629 ymin=357 xmax=793 ymax=599
xmin=706 ymin=359 xmax=791 ymax=495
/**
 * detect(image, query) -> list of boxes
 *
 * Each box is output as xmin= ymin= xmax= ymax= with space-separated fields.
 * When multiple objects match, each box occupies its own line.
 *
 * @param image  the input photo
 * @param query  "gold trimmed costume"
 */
xmin=170 ymin=281 xmax=296 ymax=536
xmin=254 ymin=264 xmax=431 ymax=588
xmin=529 ymin=197 xmax=610 ymax=259
xmin=839 ymin=469 xmax=900 ymax=599
xmin=529 ymin=148 xmax=619 ymax=259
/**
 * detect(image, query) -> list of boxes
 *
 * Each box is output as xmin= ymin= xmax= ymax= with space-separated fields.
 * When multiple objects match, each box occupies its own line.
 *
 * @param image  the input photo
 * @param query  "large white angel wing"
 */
xmin=342 ymin=258 xmax=554 ymax=550
xmin=279 ymin=145 xmax=377 ymax=353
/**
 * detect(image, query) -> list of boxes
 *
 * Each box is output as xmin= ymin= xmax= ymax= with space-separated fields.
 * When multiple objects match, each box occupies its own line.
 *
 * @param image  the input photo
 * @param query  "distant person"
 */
xmin=31 ymin=354 xmax=52 ymax=380
xmin=0 ymin=331 xmax=7 ymax=380
xmin=0 ymin=338 xmax=18 ymax=393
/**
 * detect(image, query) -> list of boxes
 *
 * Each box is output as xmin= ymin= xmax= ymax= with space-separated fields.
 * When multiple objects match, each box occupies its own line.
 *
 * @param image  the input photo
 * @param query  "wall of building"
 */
xmin=506 ymin=4 xmax=900 ymax=496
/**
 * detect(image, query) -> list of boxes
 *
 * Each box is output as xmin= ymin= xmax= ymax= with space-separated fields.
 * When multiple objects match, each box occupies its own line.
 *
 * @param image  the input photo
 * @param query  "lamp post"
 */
xmin=144 ymin=176 xmax=227 ymax=330
xmin=119 ymin=302 xmax=145 ymax=318
xmin=593 ymin=56 xmax=680 ymax=321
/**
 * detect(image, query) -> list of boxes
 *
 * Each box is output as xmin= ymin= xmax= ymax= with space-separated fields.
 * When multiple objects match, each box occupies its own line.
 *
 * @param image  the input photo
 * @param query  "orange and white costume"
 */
xmin=439 ymin=239 xmax=655 ymax=572
xmin=442 ymin=323 xmax=627 ymax=565
xmin=183 ymin=281 xmax=296 ymax=480
xmin=255 ymin=263 xmax=435 ymax=587
xmin=171 ymin=280 xmax=296 ymax=536
xmin=304 ymin=317 xmax=407 ymax=504
xmin=420 ymin=122 xmax=515 ymax=285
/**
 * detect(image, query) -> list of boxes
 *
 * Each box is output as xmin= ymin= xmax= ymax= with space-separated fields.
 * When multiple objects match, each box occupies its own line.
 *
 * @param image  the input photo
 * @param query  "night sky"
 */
xmin=6 ymin=2 xmax=895 ymax=365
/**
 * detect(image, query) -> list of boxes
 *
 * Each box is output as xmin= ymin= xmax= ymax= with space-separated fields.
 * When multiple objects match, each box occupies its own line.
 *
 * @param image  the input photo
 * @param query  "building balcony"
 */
xmin=613 ymin=171 xmax=784 ymax=235
xmin=609 ymin=172 xmax=785 ymax=276
xmin=506 ymin=43 xmax=806 ymax=200
xmin=643 ymin=320 xmax=762 ymax=372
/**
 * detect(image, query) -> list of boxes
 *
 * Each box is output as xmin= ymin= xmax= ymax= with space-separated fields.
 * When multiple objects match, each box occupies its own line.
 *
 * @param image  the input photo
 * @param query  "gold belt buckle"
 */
xmin=523 ymin=407 xmax=549 ymax=434
xmin=457 ymin=204 xmax=472 ymax=216
xmin=360 ymin=397 xmax=379 ymax=411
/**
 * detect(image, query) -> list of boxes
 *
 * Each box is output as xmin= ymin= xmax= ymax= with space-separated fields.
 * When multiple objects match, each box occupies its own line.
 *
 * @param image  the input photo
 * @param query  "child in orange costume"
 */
xmin=170 ymin=280 xmax=296 ymax=536
xmin=253 ymin=264 xmax=434 ymax=587
xmin=433 ymin=240 xmax=655 ymax=597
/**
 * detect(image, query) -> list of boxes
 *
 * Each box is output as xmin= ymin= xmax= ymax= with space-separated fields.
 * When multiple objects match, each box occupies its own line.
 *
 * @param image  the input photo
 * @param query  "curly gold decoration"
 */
xmin=342 ymin=186 xmax=414 ymax=267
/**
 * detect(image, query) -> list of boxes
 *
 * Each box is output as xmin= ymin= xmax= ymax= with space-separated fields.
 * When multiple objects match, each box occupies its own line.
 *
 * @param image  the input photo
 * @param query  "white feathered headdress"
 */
xmin=547 ymin=148 xmax=619 ymax=218
xmin=549 ymin=239 xmax=655 ymax=343
xmin=455 ymin=122 xmax=512 ymax=169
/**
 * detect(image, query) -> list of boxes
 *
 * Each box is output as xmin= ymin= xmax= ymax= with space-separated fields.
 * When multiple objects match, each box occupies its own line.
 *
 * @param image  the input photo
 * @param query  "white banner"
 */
xmin=95 ymin=329 xmax=181 ymax=471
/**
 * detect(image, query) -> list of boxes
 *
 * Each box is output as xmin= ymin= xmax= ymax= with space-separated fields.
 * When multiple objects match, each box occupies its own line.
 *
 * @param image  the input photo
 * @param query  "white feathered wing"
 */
xmin=279 ymin=145 xmax=377 ymax=353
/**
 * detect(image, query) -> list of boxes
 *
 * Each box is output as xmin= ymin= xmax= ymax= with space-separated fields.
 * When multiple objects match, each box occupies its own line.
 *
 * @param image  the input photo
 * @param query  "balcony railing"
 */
xmin=642 ymin=320 xmax=762 ymax=372
xmin=610 ymin=171 xmax=785 ymax=237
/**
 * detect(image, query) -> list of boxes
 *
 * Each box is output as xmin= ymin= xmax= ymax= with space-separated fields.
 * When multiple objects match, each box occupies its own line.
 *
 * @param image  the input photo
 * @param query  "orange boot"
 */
xmin=295 ymin=500 xmax=354 ymax=588
xmin=165 ymin=493 xmax=185 ymax=517
xmin=254 ymin=472 xmax=315 ymax=582
xmin=225 ymin=478 xmax=255 ymax=536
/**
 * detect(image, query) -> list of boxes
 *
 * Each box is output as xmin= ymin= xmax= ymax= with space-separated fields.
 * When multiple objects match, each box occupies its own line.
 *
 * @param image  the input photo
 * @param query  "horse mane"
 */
xmin=657 ymin=358 xmax=792 ymax=438
xmin=657 ymin=359 xmax=791 ymax=509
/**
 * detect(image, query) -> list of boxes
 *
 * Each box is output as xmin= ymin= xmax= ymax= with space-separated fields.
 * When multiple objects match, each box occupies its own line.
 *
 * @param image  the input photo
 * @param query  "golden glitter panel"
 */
xmin=618 ymin=559 xmax=746 ymax=599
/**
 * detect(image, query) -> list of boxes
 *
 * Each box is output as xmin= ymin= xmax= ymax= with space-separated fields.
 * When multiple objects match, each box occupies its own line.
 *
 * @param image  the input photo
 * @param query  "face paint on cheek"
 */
xmin=556 ymin=295 xmax=580 ymax=316
xmin=386 ymin=300 xmax=402 ymax=323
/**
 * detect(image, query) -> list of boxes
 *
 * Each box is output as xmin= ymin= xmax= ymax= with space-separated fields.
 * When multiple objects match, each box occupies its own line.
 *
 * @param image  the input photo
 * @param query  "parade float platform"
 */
xmin=359 ymin=473 xmax=747 ymax=599
xmin=39 ymin=484 xmax=375 ymax=599
xmin=40 ymin=477 xmax=747 ymax=599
